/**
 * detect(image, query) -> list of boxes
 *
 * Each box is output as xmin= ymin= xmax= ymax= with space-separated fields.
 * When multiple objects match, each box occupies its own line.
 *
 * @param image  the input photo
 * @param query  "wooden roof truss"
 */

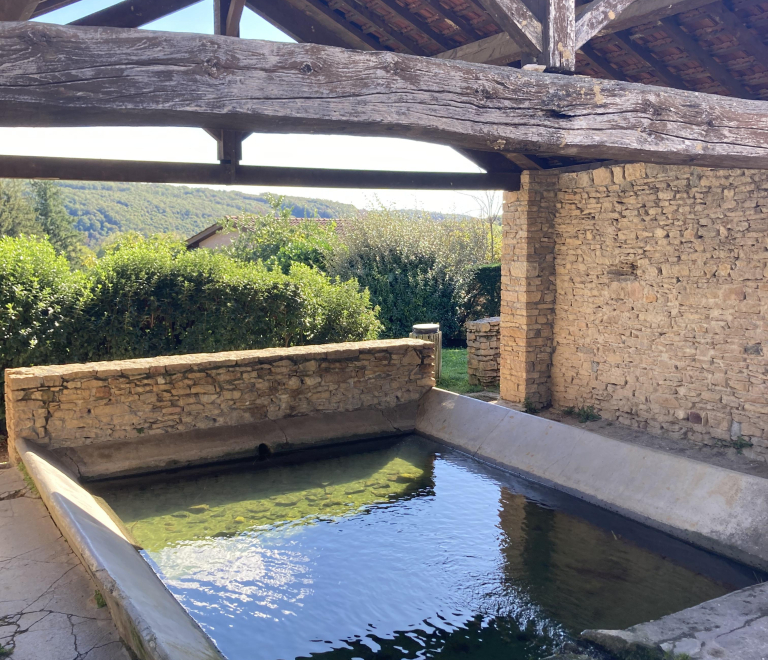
xmin=0 ymin=0 xmax=767 ymax=189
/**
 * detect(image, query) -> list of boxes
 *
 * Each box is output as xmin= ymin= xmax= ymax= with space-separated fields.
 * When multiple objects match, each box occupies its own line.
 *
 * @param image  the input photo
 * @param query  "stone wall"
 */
xmin=502 ymin=165 xmax=768 ymax=456
xmin=466 ymin=317 xmax=501 ymax=387
xmin=5 ymin=340 xmax=435 ymax=457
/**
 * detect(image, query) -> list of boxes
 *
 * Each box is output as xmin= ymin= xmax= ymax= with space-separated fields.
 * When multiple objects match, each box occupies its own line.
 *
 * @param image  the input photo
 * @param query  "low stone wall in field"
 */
xmin=466 ymin=317 xmax=501 ymax=388
xmin=5 ymin=340 xmax=435 ymax=474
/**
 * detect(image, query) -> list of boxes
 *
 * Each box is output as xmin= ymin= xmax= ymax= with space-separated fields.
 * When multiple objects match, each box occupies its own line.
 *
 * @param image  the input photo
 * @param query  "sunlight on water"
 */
xmin=96 ymin=437 xmax=754 ymax=660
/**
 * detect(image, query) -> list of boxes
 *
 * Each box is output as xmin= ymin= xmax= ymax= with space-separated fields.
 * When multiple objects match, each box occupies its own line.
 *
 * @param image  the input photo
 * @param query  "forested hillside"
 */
xmin=55 ymin=181 xmax=359 ymax=245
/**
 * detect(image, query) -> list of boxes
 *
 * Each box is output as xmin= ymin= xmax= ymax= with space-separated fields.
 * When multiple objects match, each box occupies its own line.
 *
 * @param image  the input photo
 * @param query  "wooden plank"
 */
xmin=245 ymin=0 xmax=373 ymax=49
xmin=659 ymin=15 xmax=757 ymax=99
xmin=0 ymin=0 xmax=40 ymax=21
xmin=71 ymin=0 xmax=200 ymax=28
xmin=437 ymin=0 xmax=721 ymax=65
xmin=477 ymin=0 xmax=543 ymax=54
xmin=3 ymin=23 xmax=768 ymax=169
xmin=544 ymin=0 xmax=575 ymax=71
xmin=575 ymin=0 xmax=639 ymax=48
xmin=0 ymin=155 xmax=522 ymax=190
xmin=613 ymin=30 xmax=691 ymax=90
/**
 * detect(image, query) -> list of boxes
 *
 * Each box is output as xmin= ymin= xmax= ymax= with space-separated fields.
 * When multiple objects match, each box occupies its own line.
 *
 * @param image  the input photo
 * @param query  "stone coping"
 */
xmin=5 ymin=339 xmax=432 ymax=390
xmin=416 ymin=388 xmax=768 ymax=571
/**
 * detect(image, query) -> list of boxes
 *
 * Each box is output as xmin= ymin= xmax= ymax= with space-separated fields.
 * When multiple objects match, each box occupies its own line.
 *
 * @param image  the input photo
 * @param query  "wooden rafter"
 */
xmin=30 ymin=0 xmax=78 ymax=17
xmin=659 ymin=15 xmax=757 ymax=99
xmin=246 ymin=0 xmax=373 ymax=49
xmin=416 ymin=0 xmax=484 ymax=40
xmin=0 ymin=155 xmax=522 ymax=190
xmin=709 ymin=1 xmax=768 ymax=68
xmin=0 ymin=0 xmax=40 ymax=21
xmin=575 ymin=0 xmax=638 ymax=48
xmin=71 ymin=0 xmax=200 ymax=28
xmin=579 ymin=42 xmax=624 ymax=80
xmin=612 ymin=30 xmax=691 ymax=90
xmin=312 ymin=0 xmax=425 ymax=53
xmin=477 ymin=0 xmax=542 ymax=54
xmin=4 ymin=23 xmax=768 ymax=169
xmin=373 ymin=0 xmax=457 ymax=49
xmin=294 ymin=0 xmax=393 ymax=51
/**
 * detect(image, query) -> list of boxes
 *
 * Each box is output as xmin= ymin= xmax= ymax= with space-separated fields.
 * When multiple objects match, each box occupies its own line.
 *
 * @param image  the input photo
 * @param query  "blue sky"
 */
xmin=0 ymin=0 xmax=494 ymax=215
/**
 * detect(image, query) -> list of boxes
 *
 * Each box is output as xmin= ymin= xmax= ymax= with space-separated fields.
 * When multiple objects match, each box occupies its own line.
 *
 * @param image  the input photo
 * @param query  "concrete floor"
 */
xmin=0 ymin=465 xmax=131 ymax=660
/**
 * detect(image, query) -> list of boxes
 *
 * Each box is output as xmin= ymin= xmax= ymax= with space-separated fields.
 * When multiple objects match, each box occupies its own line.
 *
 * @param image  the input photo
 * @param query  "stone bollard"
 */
xmin=466 ymin=317 xmax=500 ymax=388
xmin=410 ymin=323 xmax=442 ymax=381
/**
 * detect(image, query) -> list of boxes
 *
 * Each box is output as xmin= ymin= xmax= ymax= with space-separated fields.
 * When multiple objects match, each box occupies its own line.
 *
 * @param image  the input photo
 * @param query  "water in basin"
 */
xmin=94 ymin=435 xmax=759 ymax=660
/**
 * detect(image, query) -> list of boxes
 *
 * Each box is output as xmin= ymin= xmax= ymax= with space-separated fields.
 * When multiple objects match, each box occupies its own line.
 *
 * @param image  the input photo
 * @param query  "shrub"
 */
xmin=0 ymin=234 xmax=382 ymax=430
xmin=328 ymin=208 xmax=491 ymax=340
xmin=223 ymin=195 xmax=340 ymax=274
xmin=467 ymin=263 xmax=501 ymax=319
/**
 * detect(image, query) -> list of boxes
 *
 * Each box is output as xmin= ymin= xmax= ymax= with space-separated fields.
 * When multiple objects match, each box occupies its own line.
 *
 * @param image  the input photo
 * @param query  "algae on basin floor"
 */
xmin=104 ymin=442 xmax=433 ymax=552
xmin=94 ymin=436 xmax=758 ymax=660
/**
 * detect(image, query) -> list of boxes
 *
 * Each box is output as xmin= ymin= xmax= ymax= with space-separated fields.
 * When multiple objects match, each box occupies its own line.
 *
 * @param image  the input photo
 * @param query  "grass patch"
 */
xmin=562 ymin=405 xmax=601 ymax=423
xmin=437 ymin=348 xmax=486 ymax=395
xmin=0 ymin=644 xmax=11 ymax=657
xmin=18 ymin=462 xmax=39 ymax=497
xmin=94 ymin=590 xmax=107 ymax=609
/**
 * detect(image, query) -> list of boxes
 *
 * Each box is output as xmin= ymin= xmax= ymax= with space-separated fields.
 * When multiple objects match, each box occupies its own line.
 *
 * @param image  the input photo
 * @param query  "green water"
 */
xmin=95 ymin=436 xmax=758 ymax=660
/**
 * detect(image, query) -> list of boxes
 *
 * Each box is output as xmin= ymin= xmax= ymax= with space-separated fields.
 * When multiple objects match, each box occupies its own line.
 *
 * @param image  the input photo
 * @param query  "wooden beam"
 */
xmin=373 ymin=0 xmax=457 ymax=50
xmin=579 ymin=42 xmax=624 ymax=80
xmin=575 ymin=0 xmax=639 ymax=48
xmin=31 ymin=0 xmax=78 ymax=18
xmin=71 ymin=0 xmax=200 ymax=28
xmin=544 ymin=0 xmax=575 ymax=71
xmin=454 ymin=148 xmax=522 ymax=172
xmin=477 ymin=0 xmax=543 ymax=54
xmin=0 ymin=155 xmax=522 ymax=190
xmin=299 ymin=0 xmax=421 ymax=53
xmin=4 ymin=23 xmax=768 ymax=169
xmin=225 ymin=0 xmax=245 ymax=36
xmin=0 ymin=0 xmax=39 ymax=21
xmin=708 ymin=1 xmax=768 ymax=69
xmin=416 ymin=0 xmax=482 ymax=41
xmin=613 ymin=30 xmax=691 ymax=90
xmin=437 ymin=0 xmax=723 ymax=65
xmin=245 ymin=0 xmax=372 ymax=49
xmin=659 ymin=15 xmax=757 ymax=99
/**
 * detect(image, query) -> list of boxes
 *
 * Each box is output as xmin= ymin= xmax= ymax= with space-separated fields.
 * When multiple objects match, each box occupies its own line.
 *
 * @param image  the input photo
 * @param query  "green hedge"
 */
xmin=467 ymin=263 xmax=501 ymax=319
xmin=0 ymin=234 xmax=382 ymax=429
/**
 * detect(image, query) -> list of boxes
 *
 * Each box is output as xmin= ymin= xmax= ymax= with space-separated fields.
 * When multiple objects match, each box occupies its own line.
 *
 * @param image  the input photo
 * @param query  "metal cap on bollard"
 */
xmin=409 ymin=323 xmax=442 ymax=381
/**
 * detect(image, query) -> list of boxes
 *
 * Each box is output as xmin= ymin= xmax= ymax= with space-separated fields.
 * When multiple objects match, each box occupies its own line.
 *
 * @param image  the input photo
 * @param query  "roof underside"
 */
xmin=24 ymin=0 xmax=768 ymax=172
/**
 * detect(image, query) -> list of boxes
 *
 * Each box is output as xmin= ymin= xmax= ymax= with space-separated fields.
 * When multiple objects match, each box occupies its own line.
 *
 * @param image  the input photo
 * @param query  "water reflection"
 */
xmin=95 ymin=436 xmax=752 ymax=660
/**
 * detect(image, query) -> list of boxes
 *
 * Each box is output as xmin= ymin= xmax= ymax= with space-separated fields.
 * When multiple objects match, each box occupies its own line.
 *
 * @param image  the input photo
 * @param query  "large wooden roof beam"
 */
xmin=3 ymin=22 xmax=768 ymax=169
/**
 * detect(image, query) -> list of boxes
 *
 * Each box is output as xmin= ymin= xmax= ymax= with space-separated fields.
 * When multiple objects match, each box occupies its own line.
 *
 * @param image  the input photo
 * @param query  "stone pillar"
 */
xmin=500 ymin=170 xmax=557 ymax=406
xmin=466 ymin=317 xmax=501 ymax=388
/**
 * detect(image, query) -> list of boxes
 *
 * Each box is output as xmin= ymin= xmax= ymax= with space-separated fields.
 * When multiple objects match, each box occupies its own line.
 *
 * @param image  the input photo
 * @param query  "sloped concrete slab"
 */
xmin=15 ymin=437 xmax=224 ymax=660
xmin=416 ymin=389 xmax=768 ymax=570
xmin=583 ymin=582 xmax=768 ymax=660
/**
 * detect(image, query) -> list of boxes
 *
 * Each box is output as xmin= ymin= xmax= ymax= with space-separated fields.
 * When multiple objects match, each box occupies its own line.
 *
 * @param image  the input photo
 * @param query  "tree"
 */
xmin=0 ymin=179 xmax=37 ymax=237
xmin=31 ymin=181 xmax=85 ymax=264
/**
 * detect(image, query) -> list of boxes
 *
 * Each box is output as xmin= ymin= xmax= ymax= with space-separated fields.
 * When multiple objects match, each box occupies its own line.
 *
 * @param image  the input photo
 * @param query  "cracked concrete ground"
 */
xmin=0 ymin=465 xmax=131 ymax=660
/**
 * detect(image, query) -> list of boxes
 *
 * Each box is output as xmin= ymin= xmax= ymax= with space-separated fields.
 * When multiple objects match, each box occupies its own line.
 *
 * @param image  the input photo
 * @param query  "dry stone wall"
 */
xmin=501 ymin=165 xmax=768 ymax=457
xmin=466 ymin=317 xmax=501 ymax=387
xmin=5 ymin=340 xmax=435 ymax=453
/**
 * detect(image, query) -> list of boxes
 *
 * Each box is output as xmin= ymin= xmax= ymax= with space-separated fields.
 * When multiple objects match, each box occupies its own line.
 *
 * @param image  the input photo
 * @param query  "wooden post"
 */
xmin=544 ymin=0 xmax=575 ymax=72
